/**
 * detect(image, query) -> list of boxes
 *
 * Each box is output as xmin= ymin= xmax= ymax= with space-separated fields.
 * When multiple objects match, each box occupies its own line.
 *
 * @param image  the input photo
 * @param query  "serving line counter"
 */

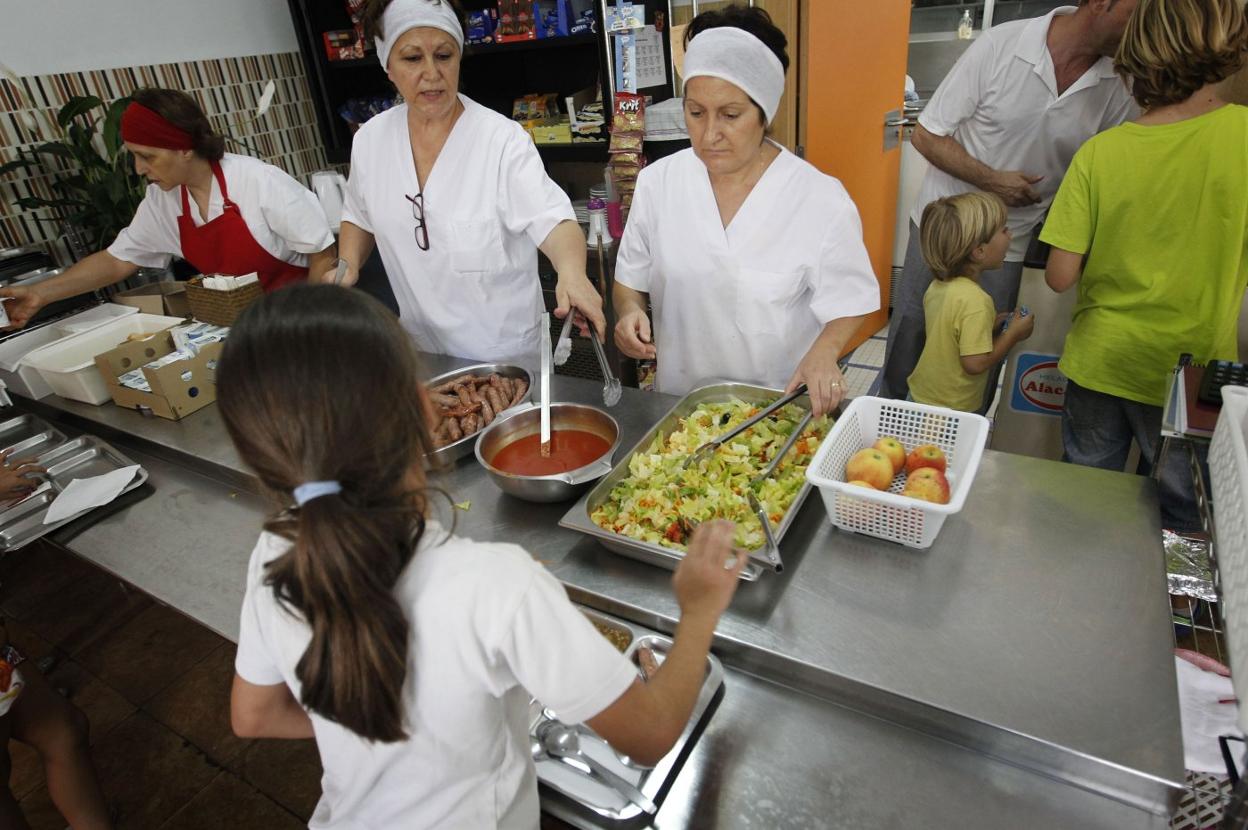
xmin=20 ymin=352 xmax=1184 ymax=828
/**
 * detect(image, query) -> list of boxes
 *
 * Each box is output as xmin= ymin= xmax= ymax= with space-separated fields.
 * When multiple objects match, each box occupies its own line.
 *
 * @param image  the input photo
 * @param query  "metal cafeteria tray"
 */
xmin=532 ymin=608 xmax=724 ymax=828
xmin=0 ymin=414 xmax=67 ymax=462
xmin=424 ymin=363 xmax=532 ymax=466
xmin=0 ymin=435 xmax=148 ymax=552
xmin=559 ymin=382 xmax=820 ymax=582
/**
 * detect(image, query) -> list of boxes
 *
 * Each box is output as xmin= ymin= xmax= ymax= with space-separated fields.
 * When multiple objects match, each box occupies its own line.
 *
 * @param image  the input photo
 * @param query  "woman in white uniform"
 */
xmin=327 ymin=0 xmax=604 ymax=363
xmin=613 ymin=7 xmax=880 ymax=416
xmin=1 ymin=87 xmax=336 ymax=328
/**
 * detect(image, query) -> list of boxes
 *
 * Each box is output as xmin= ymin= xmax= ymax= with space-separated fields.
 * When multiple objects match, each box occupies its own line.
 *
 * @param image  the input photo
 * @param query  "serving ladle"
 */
xmin=535 ymin=720 xmax=657 ymax=815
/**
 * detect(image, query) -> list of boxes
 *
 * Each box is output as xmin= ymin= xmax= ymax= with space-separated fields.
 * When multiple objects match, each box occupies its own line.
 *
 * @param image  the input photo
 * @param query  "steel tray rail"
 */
xmin=532 ymin=608 xmax=724 ymax=828
xmin=559 ymin=383 xmax=818 ymax=580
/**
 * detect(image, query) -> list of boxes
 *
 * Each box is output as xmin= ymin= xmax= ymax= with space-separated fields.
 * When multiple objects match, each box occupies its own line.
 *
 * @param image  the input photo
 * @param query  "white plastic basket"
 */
xmin=806 ymin=396 xmax=990 ymax=548
xmin=1209 ymin=386 xmax=1248 ymax=734
xmin=0 ymin=304 xmax=138 ymax=400
xmin=22 ymin=313 xmax=183 ymax=405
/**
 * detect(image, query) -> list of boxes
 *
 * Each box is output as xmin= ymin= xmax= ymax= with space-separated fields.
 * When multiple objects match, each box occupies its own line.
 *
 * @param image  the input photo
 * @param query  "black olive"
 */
xmin=720 ymin=413 xmax=731 ymax=425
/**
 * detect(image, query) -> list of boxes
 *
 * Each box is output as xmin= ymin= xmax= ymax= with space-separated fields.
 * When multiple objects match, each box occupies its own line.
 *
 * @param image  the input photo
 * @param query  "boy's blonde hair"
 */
xmin=919 ymin=192 xmax=1008 ymax=282
xmin=1116 ymin=0 xmax=1248 ymax=110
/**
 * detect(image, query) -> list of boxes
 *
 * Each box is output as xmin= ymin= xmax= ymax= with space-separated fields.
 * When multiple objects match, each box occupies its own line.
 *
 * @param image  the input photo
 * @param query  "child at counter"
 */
xmin=218 ymin=285 xmax=746 ymax=829
xmin=907 ymin=192 xmax=1034 ymax=412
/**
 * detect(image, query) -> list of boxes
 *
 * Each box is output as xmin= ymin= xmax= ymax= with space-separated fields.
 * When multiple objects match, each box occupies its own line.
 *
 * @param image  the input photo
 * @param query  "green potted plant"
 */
xmin=0 ymin=95 xmax=146 ymax=256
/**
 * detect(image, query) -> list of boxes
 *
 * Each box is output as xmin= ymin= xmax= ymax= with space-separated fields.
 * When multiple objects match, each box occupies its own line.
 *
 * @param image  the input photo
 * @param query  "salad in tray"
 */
xmin=591 ymin=399 xmax=828 ymax=551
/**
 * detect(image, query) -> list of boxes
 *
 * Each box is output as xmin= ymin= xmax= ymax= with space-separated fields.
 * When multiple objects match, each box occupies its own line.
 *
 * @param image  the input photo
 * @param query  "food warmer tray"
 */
xmin=559 ymin=382 xmax=819 ymax=582
xmin=0 ymin=430 xmax=148 ymax=552
xmin=534 ymin=608 xmax=724 ymax=828
xmin=424 ymin=363 xmax=533 ymax=467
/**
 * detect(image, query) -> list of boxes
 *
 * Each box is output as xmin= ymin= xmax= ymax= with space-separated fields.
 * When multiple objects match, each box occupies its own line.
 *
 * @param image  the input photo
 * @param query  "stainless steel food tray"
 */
xmin=559 ymin=383 xmax=820 ymax=581
xmin=425 ymin=363 xmax=533 ymax=466
xmin=0 ymin=414 xmax=67 ymax=462
xmin=0 ymin=434 xmax=148 ymax=552
xmin=532 ymin=608 xmax=724 ymax=827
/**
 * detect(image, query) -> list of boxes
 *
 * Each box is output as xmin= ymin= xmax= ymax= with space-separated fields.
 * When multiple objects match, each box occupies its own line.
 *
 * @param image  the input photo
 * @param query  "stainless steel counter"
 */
xmin=20 ymin=353 xmax=1185 ymax=827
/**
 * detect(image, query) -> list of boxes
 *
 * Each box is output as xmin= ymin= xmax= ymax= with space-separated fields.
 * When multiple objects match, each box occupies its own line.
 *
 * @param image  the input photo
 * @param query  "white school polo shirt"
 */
xmin=912 ymin=6 xmax=1137 ymax=261
xmin=235 ymin=522 xmax=637 ymax=829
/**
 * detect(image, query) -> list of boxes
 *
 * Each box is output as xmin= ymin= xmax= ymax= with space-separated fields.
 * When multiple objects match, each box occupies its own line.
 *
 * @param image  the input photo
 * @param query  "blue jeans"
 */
xmin=1061 ymin=379 xmax=1203 ymax=532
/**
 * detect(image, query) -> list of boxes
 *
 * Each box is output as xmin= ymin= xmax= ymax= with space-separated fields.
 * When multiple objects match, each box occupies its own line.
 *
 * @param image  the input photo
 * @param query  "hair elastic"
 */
xmin=293 ymin=480 xmax=342 ymax=506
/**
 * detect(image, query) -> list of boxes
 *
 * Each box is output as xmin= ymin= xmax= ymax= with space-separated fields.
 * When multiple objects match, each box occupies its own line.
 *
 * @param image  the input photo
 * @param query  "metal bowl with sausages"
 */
xmin=426 ymin=364 xmax=532 ymax=465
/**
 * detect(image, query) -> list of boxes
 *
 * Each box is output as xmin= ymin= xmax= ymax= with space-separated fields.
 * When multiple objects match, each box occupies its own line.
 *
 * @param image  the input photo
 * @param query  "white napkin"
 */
xmin=43 ymin=465 xmax=140 ymax=525
xmin=1175 ymin=655 xmax=1245 ymax=773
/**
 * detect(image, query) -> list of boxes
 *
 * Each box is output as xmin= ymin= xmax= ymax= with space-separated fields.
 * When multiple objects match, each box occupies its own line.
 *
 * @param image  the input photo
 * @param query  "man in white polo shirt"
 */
xmin=880 ymin=0 xmax=1138 ymax=410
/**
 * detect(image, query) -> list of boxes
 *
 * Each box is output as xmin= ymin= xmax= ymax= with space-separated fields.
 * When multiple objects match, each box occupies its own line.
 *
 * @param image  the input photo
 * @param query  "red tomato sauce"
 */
xmin=491 ymin=430 xmax=611 ymax=476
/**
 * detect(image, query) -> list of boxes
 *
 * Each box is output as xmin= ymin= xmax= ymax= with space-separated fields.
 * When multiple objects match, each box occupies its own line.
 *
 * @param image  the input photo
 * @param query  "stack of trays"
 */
xmin=0 ymin=414 xmax=148 ymax=552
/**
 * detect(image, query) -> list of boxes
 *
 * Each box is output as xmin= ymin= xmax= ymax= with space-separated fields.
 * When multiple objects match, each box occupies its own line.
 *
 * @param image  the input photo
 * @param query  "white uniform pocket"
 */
xmin=733 ymin=266 xmax=804 ymax=336
xmin=449 ymin=219 xmax=508 ymax=274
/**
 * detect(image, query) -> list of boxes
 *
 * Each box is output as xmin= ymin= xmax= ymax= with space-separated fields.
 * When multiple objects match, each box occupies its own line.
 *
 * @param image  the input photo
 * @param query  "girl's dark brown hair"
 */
xmin=130 ymin=87 xmax=225 ymax=161
xmin=362 ymin=0 xmax=466 ymax=42
xmin=217 ymin=285 xmax=434 ymax=743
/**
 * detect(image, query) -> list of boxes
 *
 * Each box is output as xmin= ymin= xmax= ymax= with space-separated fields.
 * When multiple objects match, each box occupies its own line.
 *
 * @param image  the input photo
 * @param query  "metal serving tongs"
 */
xmin=744 ymin=410 xmax=815 ymax=574
xmin=683 ymin=383 xmax=809 ymax=471
xmin=588 ymin=322 xmax=623 ymax=407
xmin=553 ymin=312 xmax=575 ymax=366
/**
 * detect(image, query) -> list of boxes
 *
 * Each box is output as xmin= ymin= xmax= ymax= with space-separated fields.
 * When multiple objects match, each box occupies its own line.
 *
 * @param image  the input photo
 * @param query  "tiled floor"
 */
xmin=0 ymin=541 xmax=319 ymax=829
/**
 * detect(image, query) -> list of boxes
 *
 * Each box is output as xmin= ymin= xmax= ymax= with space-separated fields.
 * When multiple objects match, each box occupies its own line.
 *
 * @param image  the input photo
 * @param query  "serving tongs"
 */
xmin=553 ymin=312 xmax=575 ymax=366
xmin=588 ymin=323 xmax=623 ymax=407
xmin=682 ymin=383 xmax=809 ymax=470
xmin=744 ymin=410 xmax=814 ymax=574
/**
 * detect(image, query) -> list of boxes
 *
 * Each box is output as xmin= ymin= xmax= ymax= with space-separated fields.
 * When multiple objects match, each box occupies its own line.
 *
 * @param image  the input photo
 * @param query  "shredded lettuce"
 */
xmin=591 ymin=398 xmax=828 ymax=552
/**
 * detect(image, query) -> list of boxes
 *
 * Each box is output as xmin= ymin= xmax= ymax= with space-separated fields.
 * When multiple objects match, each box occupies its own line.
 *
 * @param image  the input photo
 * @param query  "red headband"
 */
xmin=120 ymin=102 xmax=195 ymax=151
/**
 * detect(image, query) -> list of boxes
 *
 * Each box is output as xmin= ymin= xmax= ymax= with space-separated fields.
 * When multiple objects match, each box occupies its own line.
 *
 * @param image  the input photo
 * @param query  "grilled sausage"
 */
xmin=460 ymin=414 xmax=479 ymax=435
xmin=480 ymin=398 xmax=494 ymax=426
xmin=446 ymin=418 xmax=463 ymax=442
xmin=509 ymin=379 xmax=529 ymax=407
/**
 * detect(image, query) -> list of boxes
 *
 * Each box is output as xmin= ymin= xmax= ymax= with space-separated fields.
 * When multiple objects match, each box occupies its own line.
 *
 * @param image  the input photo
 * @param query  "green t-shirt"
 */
xmin=908 ymin=276 xmax=995 ymax=412
xmin=1041 ymin=104 xmax=1248 ymax=406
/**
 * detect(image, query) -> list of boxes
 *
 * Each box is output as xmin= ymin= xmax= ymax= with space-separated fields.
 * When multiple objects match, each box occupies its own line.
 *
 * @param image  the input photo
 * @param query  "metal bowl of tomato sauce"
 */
xmin=474 ymin=403 xmax=620 ymax=503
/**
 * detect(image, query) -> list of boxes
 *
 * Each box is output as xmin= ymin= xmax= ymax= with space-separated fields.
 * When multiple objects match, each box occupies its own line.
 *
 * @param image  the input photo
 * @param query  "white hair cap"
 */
xmin=375 ymin=0 xmax=464 ymax=70
xmin=682 ymin=27 xmax=785 ymax=126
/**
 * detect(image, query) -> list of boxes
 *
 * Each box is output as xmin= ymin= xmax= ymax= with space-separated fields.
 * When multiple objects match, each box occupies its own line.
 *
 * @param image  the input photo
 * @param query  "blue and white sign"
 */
xmin=1009 ymin=352 xmax=1068 ymax=416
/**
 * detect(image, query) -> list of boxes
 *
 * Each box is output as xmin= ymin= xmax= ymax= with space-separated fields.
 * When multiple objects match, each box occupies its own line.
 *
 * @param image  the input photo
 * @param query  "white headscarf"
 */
xmin=682 ymin=27 xmax=785 ymax=126
xmin=375 ymin=0 xmax=465 ymax=70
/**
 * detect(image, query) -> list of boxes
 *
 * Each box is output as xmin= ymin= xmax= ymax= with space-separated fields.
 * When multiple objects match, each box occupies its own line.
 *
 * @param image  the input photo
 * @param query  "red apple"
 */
xmin=847 ymin=479 xmax=878 ymax=490
xmin=872 ymin=436 xmax=905 ymax=475
xmin=845 ymin=448 xmax=895 ymax=490
xmin=902 ymin=467 xmax=951 ymax=504
xmin=905 ymin=444 xmax=947 ymax=476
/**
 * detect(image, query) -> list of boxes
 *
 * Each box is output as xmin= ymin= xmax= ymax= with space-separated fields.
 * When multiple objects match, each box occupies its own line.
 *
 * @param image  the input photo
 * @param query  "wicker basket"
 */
xmin=185 ymin=275 xmax=262 ymax=326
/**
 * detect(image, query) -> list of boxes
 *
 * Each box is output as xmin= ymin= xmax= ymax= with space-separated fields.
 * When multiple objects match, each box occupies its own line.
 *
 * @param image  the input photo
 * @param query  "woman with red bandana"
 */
xmin=1 ymin=88 xmax=336 ymax=328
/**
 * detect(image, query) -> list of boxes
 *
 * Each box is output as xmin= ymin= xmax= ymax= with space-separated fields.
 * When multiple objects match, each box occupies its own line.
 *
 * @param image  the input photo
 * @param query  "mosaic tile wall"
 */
xmin=0 ymin=52 xmax=336 ymax=265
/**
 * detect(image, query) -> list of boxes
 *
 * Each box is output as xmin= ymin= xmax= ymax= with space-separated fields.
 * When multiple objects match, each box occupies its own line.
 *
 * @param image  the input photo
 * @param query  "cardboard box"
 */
xmin=94 ymin=330 xmax=221 ymax=420
xmin=528 ymin=118 xmax=573 ymax=144
xmin=114 ymin=282 xmax=191 ymax=319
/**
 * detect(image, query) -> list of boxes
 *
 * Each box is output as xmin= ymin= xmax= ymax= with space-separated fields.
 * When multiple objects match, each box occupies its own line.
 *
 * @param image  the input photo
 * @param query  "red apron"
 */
xmin=178 ymin=161 xmax=307 ymax=293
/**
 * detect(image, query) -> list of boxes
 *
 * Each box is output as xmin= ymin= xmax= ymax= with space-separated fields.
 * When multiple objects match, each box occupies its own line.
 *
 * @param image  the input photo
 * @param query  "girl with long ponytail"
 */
xmin=220 ymin=285 xmax=744 ymax=828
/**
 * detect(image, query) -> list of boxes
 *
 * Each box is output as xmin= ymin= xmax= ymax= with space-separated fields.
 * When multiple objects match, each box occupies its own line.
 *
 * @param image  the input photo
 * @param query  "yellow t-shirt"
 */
xmin=908 ymin=277 xmax=995 ymax=411
xmin=1041 ymin=104 xmax=1248 ymax=406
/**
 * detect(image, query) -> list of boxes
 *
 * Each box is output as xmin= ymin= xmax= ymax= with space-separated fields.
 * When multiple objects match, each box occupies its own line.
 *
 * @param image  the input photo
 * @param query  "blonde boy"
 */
xmin=907 ymin=192 xmax=1034 ymax=411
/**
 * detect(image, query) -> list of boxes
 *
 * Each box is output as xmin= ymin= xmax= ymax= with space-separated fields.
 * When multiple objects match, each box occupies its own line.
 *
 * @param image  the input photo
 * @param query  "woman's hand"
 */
xmin=614 ymin=308 xmax=657 ymax=360
xmin=0 ymin=286 xmax=47 ymax=331
xmin=787 ymin=349 xmax=847 ymax=418
xmin=314 ymin=259 xmax=358 ymax=287
xmin=555 ymin=273 xmax=606 ymax=340
xmin=673 ymin=520 xmax=745 ymax=622
xmin=0 ymin=450 xmax=44 ymax=500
